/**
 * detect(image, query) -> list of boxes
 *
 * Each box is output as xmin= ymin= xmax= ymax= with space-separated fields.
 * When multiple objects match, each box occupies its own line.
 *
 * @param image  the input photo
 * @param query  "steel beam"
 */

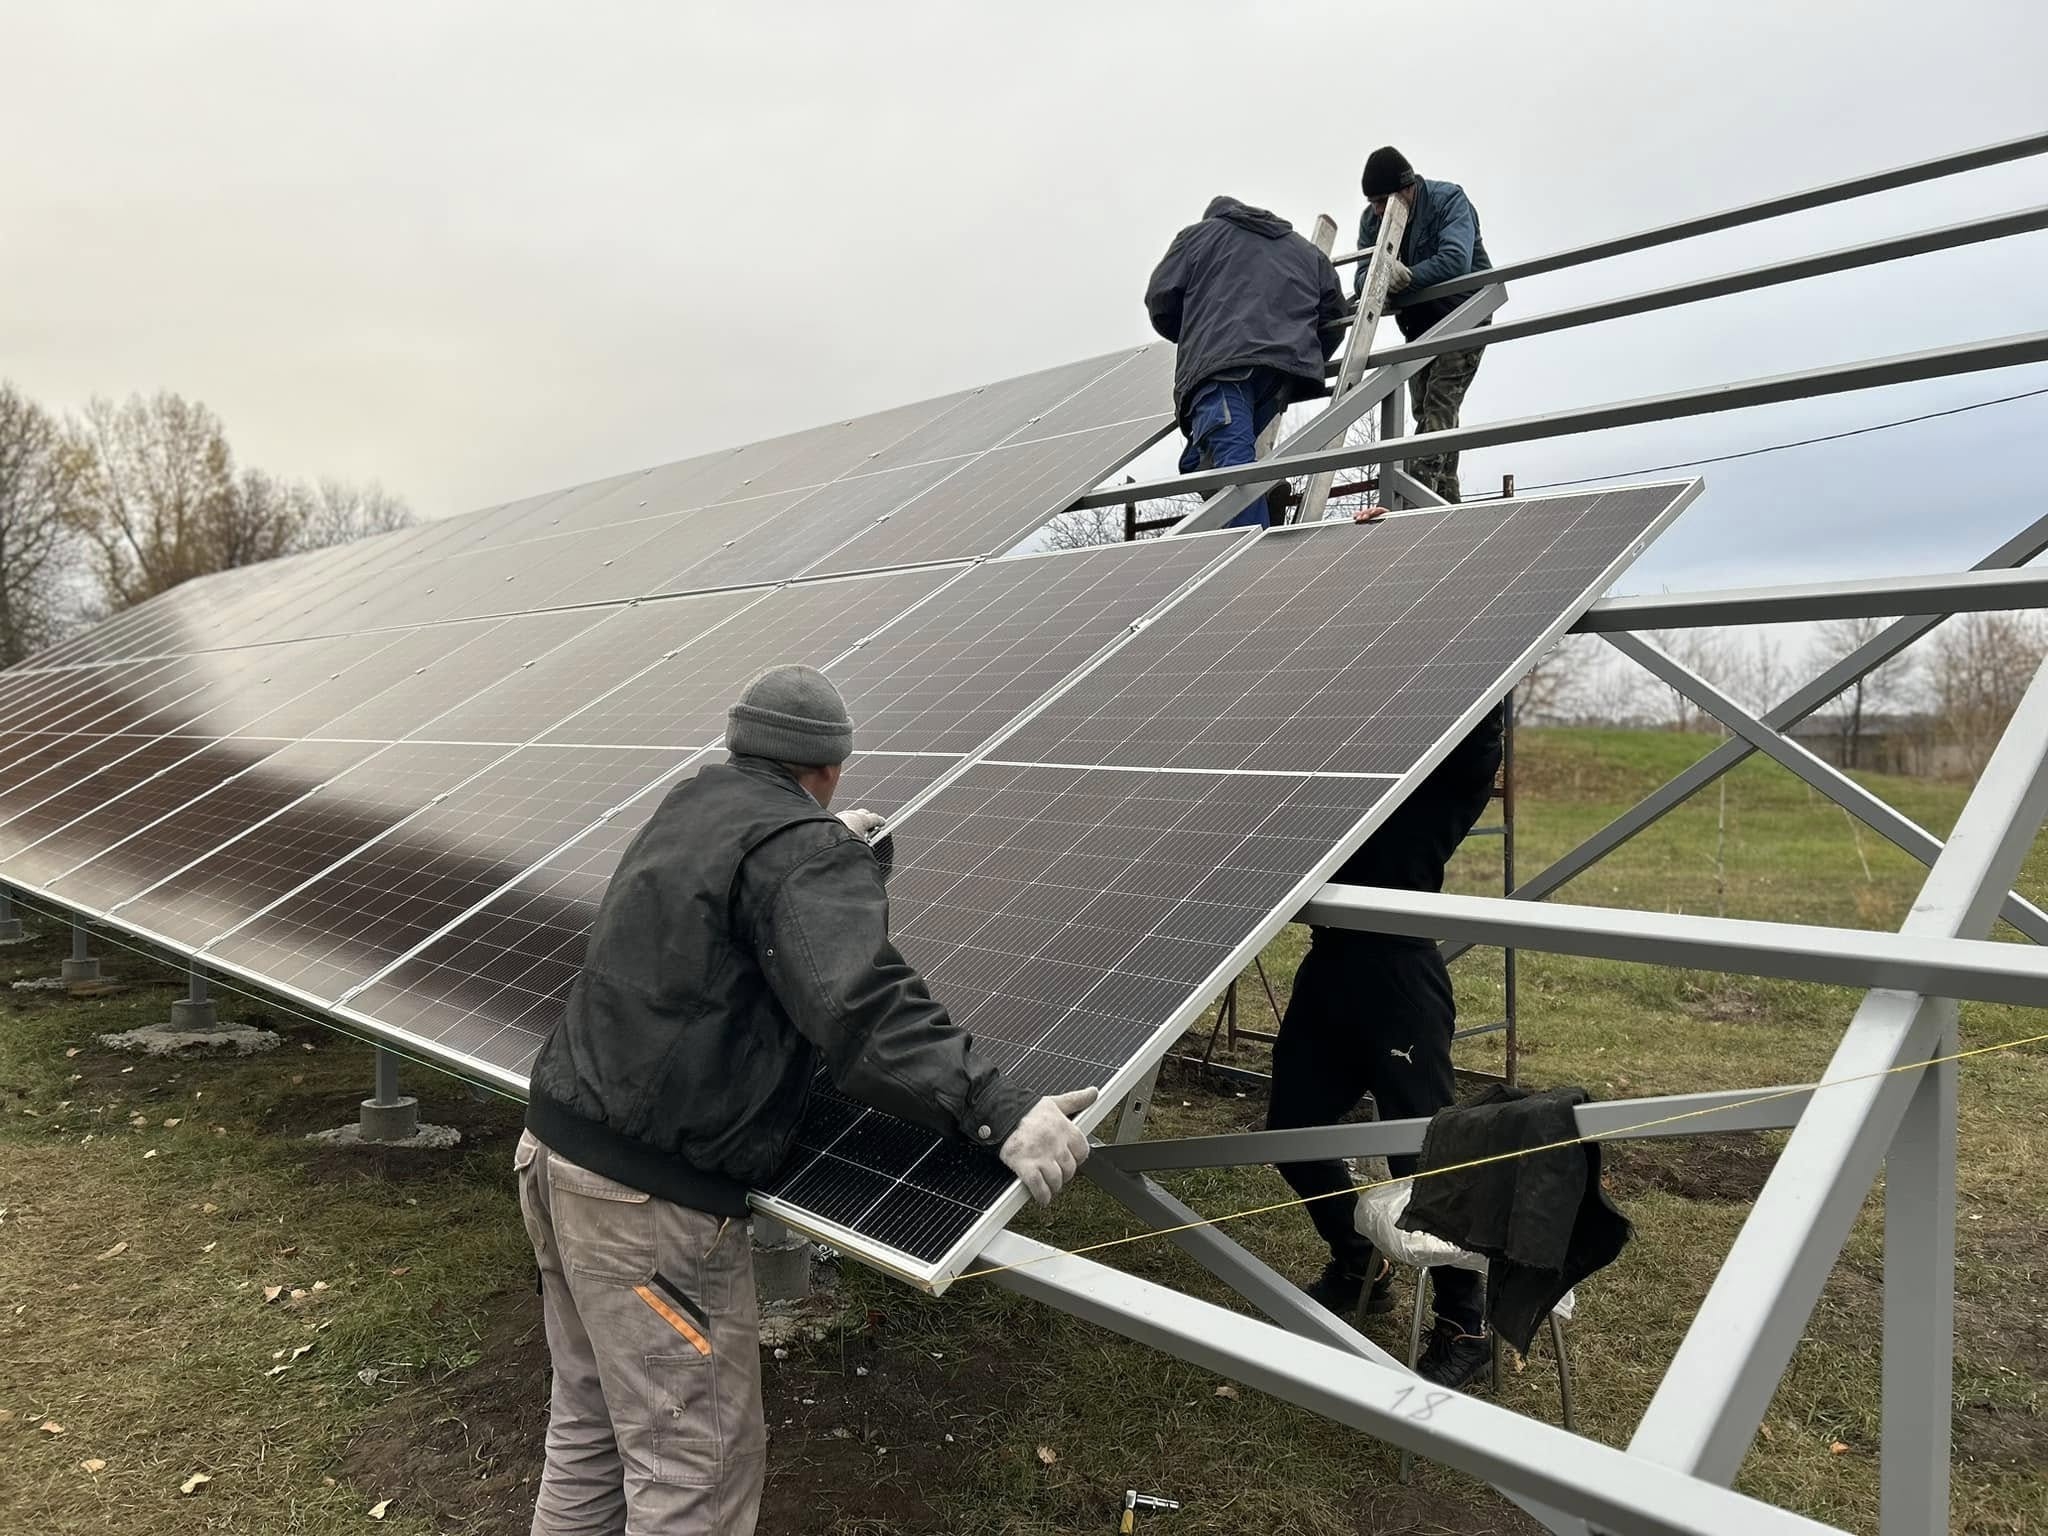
xmin=1578 ymin=565 xmax=2048 ymax=632
xmin=1075 ymin=330 xmax=2048 ymax=511
xmin=1330 ymin=129 xmax=2048 ymax=290
xmin=1480 ymin=506 xmax=2048 ymax=951
xmin=1345 ymin=204 xmax=2048 ymax=367
xmin=1155 ymin=285 xmax=1506 ymax=534
xmin=1630 ymin=649 xmax=2048 ymax=1485
xmin=1296 ymin=885 xmax=2048 ymax=1007
xmin=1605 ymin=630 xmax=2048 ymax=942
xmin=978 ymin=1232 xmax=1845 ymax=1536
xmin=1096 ymin=1084 xmax=1813 ymax=1173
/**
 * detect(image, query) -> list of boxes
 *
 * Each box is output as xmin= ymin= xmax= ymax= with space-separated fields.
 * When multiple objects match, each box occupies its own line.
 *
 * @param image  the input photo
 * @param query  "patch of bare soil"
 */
xmin=1954 ymin=1397 xmax=2048 ymax=1473
xmin=344 ymin=1287 xmax=550 ymax=1534
xmin=1601 ymin=1134 xmax=1777 ymax=1204
xmin=343 ymin=1290 xmax=1013 ymax=1536
xmin=1357 ymin=1480 xmax=1545 ymax=1535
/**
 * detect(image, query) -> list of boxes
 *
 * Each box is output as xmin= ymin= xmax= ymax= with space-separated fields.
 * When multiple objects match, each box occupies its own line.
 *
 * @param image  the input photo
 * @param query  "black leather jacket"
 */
xmin=527 ymin=755 xmax=1032 ymax=1214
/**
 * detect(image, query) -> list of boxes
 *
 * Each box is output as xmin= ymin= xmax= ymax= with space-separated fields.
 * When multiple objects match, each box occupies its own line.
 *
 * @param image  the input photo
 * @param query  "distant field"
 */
xmin=3 ymin=728 xmax=2043 ymax=1534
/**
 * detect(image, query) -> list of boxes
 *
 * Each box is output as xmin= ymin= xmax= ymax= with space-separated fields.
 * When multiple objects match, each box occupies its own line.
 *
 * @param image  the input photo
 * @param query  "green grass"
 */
xmin=3 ymin=728 xmax=2045 ymax=1534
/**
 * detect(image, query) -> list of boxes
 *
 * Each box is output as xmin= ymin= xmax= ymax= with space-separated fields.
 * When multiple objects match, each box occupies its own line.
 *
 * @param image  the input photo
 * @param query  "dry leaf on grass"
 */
xmin=1758 ymin=1422 xmax=1775 ymax=1443
xmin=1213 ymin=1384 xmax=1239 ymax=1399
xmin=95 ymin=1241 xmax=128 ymax=1261
xmin=263 ymin=1285 xmax=284 ymax=1304
xmin=142 ymin=1150 xmax=157 ymax=1160
xmin=40 ymin=1420 xmax=66 ymax=1436
xmin=388 ymin=1266 xmax=410 ymax=1277
xmin=1035 ymin=1445 xmax=1058 ymax=1467
xmin=201 ymin=1202 xmax=219 ymax=1215
xmin=276 ymin=1246 xmax=299 ymax=1259
xmin=200 ymin=1241 xmax=217 ymax=1254
xmin=64 ymin=1047 xmax=82 ymax=1058
xmin=180 ymin=1471 xmax=211 ymax=1494
xmin=1829 ymin=1440 xmax=1851 ymax=1456
xmin=162 ymin=1118 xmax=181 ymax=1129
xmin=368 ymin=1497 xmax=392 ymax=1520
xmin=79 ymin=1458 xmax=107 ymax=1473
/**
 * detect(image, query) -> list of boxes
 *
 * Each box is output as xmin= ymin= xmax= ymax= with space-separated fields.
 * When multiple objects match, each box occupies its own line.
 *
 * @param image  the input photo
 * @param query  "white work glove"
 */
xmin=835 ymin=807 xmax=886 ymax=840
xmin=999 ymin=1087 xmax=1099 ymax=1206
xmin=1386 ymin=257 xmax=1413 ymax=294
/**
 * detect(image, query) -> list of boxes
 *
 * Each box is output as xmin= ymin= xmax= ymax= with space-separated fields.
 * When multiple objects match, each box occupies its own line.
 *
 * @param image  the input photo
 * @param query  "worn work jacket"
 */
xmin=1146 ymin=195 xmax=1349 ymax=431
xmin=1355 ymin=177 xmax=1492 ymax=340
xmin=526 ymin=755 xmax=1033 ymax=1215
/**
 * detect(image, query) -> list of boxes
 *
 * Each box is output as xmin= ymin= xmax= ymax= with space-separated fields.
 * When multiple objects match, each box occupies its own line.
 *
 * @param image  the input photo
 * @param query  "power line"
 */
xmin=1465 ymin=383 xmax=2048 ymax=499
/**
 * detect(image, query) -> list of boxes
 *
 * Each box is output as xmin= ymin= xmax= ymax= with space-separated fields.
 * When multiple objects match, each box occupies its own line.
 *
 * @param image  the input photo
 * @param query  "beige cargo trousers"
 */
xmin=516 ymin=1130 xmax=767 ymax=1535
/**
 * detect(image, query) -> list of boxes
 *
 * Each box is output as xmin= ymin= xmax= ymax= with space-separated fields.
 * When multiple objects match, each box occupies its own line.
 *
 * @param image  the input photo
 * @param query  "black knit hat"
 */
xmin=1362 ymin=146 xmax=1417 ymax=199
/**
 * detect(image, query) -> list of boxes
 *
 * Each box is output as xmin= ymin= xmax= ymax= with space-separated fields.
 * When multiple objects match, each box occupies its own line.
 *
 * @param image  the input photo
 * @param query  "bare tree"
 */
xmin=1515 ymin=633 xmax=1603 ymax=723
xmin=303 ymin=477 xmax=414 ymax=549
xmin=64 ymin=391 xmax=240 ymax=610
xmin=1642 ymin=628 xmax=1733 ymax=732
xmin=1923 ymin=610 xmax=2048 ymax=775
xmin=1814 ymin=614 xmax=1916 ymax=769
xmin=0 ymin=382 xmax=85 ymax=665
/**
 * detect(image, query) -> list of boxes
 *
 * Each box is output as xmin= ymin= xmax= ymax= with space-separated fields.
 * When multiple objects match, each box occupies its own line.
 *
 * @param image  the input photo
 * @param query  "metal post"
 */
xmin=170 ymin=963 xmax=218 ymax=1030
xmin=1379 ymin=381 xmax=1408 ymax=512
xmin=358 ymin=1046 xmax=421 ymax=1142
xmin=1501 ymin=691 xmax=1519 ymax=1086
xmin=0 ymin=886 xmax=22 ymax=943
xmin=752 ymin=1213 xmax=811 ymax=1303
xmin=61 ymin=919 xmax=100 ymax=983
xmin=1880 ymin=1034 xmax=1958 ymax=1533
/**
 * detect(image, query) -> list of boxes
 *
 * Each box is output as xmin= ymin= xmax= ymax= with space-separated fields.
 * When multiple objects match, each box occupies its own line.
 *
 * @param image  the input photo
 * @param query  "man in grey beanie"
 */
xmin=518 ymin=663 xmax=1095 ymax=1535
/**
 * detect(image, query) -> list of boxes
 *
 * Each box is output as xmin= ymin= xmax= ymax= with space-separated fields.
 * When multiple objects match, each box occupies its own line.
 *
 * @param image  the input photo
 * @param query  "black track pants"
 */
xmin=1266 ymin=711 xmax=1503 ymax=1330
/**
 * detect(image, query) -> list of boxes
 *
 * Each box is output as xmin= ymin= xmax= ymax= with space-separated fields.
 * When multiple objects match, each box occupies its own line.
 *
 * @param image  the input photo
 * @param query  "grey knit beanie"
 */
xmin=727 ymin=664 xmax=853 ymax=765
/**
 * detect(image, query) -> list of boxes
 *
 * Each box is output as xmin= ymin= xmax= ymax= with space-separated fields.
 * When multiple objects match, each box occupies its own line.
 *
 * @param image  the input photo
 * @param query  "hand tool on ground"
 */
xmin=1120 ymin=1489 xmax=1181 ymax=1532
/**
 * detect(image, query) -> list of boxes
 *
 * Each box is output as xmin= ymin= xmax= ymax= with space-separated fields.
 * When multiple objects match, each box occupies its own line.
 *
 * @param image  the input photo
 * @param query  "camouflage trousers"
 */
xmin=1403 ymin=345 xmax=1485 ymax=503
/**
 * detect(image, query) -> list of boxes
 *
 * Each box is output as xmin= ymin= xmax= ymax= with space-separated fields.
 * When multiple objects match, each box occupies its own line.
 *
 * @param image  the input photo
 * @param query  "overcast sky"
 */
xmin=4 ymin=0 xmax=2045 ymax=598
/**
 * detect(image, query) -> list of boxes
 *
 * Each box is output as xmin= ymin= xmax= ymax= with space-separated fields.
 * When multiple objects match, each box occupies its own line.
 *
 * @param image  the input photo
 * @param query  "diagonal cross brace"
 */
xmin=1450 ymin=507 xmax=2048 ymax=959
xmin=1605 ymin=630 xmax=2048 ymax=943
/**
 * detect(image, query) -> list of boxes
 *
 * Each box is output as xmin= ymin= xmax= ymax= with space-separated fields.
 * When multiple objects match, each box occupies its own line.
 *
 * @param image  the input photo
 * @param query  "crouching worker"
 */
xmin=1145 ymin=195 xmax=1349 ymax=528
xmin=517 ymin=664 xmax=1097 ymax=1535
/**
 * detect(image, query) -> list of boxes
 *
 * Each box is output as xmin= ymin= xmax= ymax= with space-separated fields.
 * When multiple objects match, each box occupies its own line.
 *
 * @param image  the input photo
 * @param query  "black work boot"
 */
xmin=1304 ymin=1256 xmax=1396 ymax=1319
xmin=1416 ymin=1318 xmax=1493 ymax=1390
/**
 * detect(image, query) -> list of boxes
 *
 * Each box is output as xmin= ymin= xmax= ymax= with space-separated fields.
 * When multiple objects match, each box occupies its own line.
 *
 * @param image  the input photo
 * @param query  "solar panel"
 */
xmin=0 ymin=314 xmax=1693 ymax=1297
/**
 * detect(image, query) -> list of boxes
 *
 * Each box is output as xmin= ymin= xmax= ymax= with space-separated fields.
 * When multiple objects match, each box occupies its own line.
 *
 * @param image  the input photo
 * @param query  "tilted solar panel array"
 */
xmin=0 ymin=329 xmax=1694 ymax=1287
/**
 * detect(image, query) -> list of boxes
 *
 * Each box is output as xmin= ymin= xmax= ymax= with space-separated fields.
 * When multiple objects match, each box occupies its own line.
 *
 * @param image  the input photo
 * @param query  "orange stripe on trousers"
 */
xmin=634 ymin=1284 xmax=712 ymax=1356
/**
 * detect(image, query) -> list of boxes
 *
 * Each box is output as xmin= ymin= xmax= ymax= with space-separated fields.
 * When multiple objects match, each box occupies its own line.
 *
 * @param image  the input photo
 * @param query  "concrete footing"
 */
xmin=0 ymin=916 xmax=24 ymax=944
xmin=305 ymin=1120 xmax=462 ymax=1151
xmin=98 ymin=1019 xmax=282 ymax=1057
xmin=358 ymin=1093 xmax=422 ymax=1142
xmin=60 ymin=956 xmax=103 ymax=983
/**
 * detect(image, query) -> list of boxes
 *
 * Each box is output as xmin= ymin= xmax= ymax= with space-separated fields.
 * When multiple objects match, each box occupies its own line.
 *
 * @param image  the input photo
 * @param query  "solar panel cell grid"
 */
xmin=210 ymin=744 xmax=679 ymax=1004
xmin=861 ymin=353 xmax=1125 ymax=473
xmin=61 ymin=738 xmax=386 ymax=920
xmin=807 ymin=420 xmax=1169 ymax=578
xmin=998 ymin=489 xmax=1677 ymax=774
xmin=31 ymin=739 xmax=286 ymax=912
xmin=421 ymin=592 xmax=765 ymax=747
xmin=113 ymin=741 xmax=507 ymax=952
xmin=541 ymin=568 xmax=954 ymax=750
xmin=826 ymin=536 xmax=1240 ymax=756
xmin=0 ymin=734 xmax=243 ymax=886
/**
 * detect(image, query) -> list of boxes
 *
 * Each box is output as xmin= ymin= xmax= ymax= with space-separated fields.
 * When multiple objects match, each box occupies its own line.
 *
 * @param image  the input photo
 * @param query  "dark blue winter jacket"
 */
xmin=1355 ymin=177 xmax=1491 ymax=340
xmin=1146 ymin=196 xmax=1348 ymax=430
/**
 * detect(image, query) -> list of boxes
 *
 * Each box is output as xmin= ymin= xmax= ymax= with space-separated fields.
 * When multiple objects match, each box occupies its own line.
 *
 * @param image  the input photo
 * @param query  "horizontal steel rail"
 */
xmin=979 ymin=1232 xmax=1844 ymax=1536
xmin=1096 ymin=1084 xmax=1813 ymax=1172
xmin=1294 ymin=886 xmax=2048 ymax=1008
xmin=1073 ymin=329 xmax=2048 ymax=510
xmin=1333 ymin=204 xmax=2048 ymax=367
xmin=1328 ymin=127 xmax=2048 ymax=286
xmin=1577 ymin=565 xmax=2048 ymax=631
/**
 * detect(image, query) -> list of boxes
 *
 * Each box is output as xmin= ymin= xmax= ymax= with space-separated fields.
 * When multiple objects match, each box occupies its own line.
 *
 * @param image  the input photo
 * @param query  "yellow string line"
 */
xmin=953 ymin=1024 xmax=2048 ymax=1284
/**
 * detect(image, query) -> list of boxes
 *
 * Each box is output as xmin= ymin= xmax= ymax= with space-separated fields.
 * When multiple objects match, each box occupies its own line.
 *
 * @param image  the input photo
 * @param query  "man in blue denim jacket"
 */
xmin=1355 ymin=147 xmax=1492 ymax=501
xmin=1146 ymin=195 xmax=1349 ymax=528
